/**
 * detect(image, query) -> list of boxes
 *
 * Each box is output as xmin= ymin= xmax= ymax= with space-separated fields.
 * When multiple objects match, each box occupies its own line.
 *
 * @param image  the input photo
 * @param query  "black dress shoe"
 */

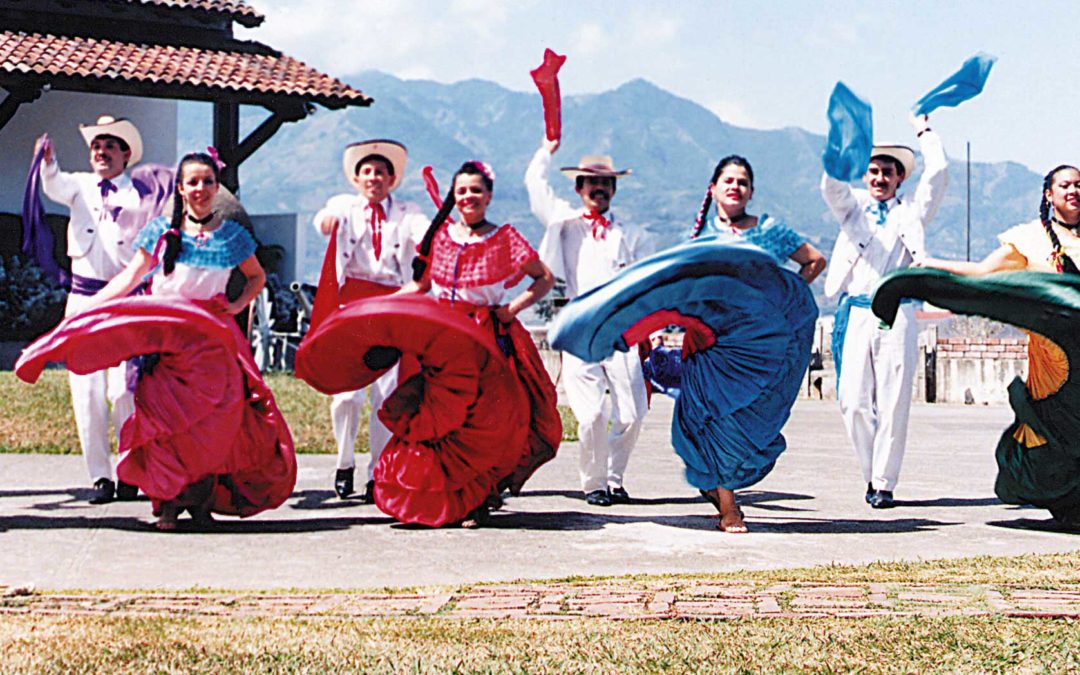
xmin=865 ymin=483 xmax=875 ymax=504
xmin=585 ymin=489 xmax=612 ymax=506
xmin=359 ymin=479 xmax=376 ymax=504
xmin=115 ymin=480 xmax=139 ymax=501
xmin=89 ymin=478 xmax=115 ymax=505
xmin=869 ymin=490 xmax=895 ymax=509
xmin=334 ymin=468 xmax=354 ymax=499
xmin=608 ymin=486 xmax=631 ymax=504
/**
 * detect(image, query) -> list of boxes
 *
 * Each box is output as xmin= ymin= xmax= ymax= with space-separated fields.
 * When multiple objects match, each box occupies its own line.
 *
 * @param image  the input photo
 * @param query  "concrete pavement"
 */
xmin=1 ymin=397 xmax=1077 ymax=591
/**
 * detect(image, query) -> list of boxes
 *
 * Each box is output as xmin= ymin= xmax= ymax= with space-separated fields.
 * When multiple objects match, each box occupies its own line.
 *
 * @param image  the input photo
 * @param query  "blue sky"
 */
xmin=247 ymin=1 xmax=1066 ymax=173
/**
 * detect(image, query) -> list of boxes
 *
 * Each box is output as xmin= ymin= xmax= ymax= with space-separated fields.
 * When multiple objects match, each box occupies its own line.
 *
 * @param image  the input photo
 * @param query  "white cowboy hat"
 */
xmin=560 ymin=155 xmax=632 ymax=180
xmin=79 ymin=116 xmax=143 ymax=166
xmin=870 ymin=144 xmax=916 ymax=179
xmin=342 ymin=139 xmax=408 ymax=190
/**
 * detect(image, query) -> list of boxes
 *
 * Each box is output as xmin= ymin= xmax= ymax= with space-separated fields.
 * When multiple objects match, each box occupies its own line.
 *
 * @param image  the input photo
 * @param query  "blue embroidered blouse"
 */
xmin=700 ymin=213 xmax=805 ymax=264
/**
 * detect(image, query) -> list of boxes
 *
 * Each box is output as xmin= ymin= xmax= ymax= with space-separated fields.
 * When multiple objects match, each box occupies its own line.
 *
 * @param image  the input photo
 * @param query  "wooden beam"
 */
xmin=232 ymin=102 xmax=311 ymax=166
xmin=212 ymin=100 xmax=240 ymax=193
xmin=0 ymin=84 xmax=43 ymax=132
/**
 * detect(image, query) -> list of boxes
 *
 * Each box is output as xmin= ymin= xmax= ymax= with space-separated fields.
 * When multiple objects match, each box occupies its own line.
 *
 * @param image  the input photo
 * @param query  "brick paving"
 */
xmin=3 ymin=581 xmax=1079 ymax=620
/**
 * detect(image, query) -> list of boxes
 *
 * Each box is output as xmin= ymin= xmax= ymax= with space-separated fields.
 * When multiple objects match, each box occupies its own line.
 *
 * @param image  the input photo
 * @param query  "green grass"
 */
xmin=0 ymin=371 xmax=579 ymax=455
xmin=1 ymin=615 xmax=1076 ymax=673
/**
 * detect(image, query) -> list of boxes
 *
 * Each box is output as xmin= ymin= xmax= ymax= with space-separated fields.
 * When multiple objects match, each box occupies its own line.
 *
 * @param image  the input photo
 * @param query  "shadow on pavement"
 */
xmin=0 ymin=513 xmax=398 ymax=534
xmin=748 ymin=516 xmax=962 ymax=534
xmin=987 ymin=518 xmax=1080 ymax=534
xmin=895 ymin=496 xmax=1001 ymax=508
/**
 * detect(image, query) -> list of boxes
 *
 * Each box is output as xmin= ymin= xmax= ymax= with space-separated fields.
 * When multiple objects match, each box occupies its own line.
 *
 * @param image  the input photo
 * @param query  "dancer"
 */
xmin=35 ymin=116 xmax=149 ymax=504
xmin=18 ymin=152 xmax=296 ymax=531
xmin=310 ymin=140 xmax=427 ymax=502
xmin=526 ymin=137 xmax=649 ymax=507
xmin=550 ymin=155 xmax=819 ymax=532
xmin=875 ymin=164 xmax=1080 ymax=527
xmin=297 ymin=161 xmax=561 ymax=527
xmin=822 ymin=112 xmax=948 ymax=509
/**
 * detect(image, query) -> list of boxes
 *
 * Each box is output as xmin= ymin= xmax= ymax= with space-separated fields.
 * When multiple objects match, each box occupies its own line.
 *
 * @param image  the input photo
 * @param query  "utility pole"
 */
xmin=966 ymin=141 xmax=971 ymax=262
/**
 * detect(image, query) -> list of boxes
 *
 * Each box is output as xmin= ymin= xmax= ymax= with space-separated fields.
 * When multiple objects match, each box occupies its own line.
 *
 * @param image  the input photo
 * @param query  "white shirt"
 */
xmin=821 ymin=130 xmax=949 ymax=299
xmin=312 ymin=193 xmax=428 ymax=287
xmin=525 ymin=148 xmax=647 ymax=299
xmin=39 ymin=159 xmax=142 ymax=280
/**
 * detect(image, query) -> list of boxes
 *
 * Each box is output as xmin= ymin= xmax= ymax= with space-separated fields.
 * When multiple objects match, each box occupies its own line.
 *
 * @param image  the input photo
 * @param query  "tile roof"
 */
xmin=0 ymin=31 xmax=370 ymax=108
xmin=116 ymin=0 xmax=265 ymax=27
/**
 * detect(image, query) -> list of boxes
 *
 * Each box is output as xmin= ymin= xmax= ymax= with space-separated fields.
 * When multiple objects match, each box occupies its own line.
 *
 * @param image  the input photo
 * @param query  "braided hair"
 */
xmin=412 ymin=161 xmax=494 ymax=282
xmin=690 ymin=155 xmax=754 ymax=239
xmin=162 ymin=152 xmax=221 ymax=275
xmin=1039 ymin=164 xmax=1080 ymax=275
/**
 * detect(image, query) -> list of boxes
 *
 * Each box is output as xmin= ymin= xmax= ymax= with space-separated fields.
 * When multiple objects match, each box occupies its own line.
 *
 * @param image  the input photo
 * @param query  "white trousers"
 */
xmin=837 ymin=304 xmax=918 ymax=492
xmin=65 ymin=292 xmax=135 ymax=483
xmin=563 ymin=350 xmax=649 ymax=493
xmin=331 ymin=367 xmax=398 ymax=479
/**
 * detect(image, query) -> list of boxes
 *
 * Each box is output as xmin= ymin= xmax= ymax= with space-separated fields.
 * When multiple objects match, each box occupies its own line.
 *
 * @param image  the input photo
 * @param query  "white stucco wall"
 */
xmin=0 ymin=90 xmax=176 ymax=215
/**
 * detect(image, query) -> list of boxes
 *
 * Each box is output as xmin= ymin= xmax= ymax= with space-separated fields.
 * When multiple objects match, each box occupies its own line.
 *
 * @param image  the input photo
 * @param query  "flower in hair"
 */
xmin=469 ymin=160 xmax=496 ymax=183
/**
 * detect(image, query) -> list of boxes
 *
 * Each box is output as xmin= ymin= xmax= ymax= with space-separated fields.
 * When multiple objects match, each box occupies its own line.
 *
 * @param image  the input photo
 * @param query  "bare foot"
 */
xmin=715 ymin=487 xmax=748 ymax=533
xmin=155 ymin=502 xmax=179 ymax=532
xmin=718 ymin=507 xmax=748 ymax=533
xmin=460 ymin=504 xmax=489 ymax=529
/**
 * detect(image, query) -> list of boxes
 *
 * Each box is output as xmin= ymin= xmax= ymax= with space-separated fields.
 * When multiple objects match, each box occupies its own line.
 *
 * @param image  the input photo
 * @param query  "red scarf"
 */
xmin=584 ymin=210 xmax=610 ymax=240
xmin=369 ymin=201 xmax=386 ymax=260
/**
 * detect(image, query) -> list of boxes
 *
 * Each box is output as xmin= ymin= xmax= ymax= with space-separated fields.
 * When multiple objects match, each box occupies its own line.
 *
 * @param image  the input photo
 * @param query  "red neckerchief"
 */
xmin=369 ymin=201 xmax=386 ymax=260
xmin=584 ymin=210 xmax=610 ymax=240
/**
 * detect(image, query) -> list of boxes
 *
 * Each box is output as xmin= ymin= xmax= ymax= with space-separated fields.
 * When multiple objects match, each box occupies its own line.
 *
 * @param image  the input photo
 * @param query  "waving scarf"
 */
xmin=913 ymin=53 xmax=996 ymax=117
xmin=822 ymin=81 xmax=873 ymax=182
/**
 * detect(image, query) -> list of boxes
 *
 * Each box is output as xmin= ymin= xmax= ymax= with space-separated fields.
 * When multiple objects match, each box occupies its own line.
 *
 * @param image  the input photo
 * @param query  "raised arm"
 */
xmin=820 ymin=172 xmax=874 ymax=245
xmin=909 ymin=114 xmax=949 ymax=224
xmin=524 ymin=137 xmax=578 ymax=228
xmin=37 ymin=136 xmax=80 ymax=206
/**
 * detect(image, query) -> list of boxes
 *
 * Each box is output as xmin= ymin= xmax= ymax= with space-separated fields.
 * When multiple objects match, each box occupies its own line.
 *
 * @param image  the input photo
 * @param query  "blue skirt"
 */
xmin=549 ymin=236 xmax=817 ymax=491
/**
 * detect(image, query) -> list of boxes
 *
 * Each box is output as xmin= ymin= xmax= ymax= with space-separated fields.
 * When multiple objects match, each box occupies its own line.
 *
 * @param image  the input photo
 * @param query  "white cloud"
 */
xmin=629 ymin=10 xmax=682 ymax=45
xmin=707 ymin=99 xmax=762 ymax=129
xmin=572 ymin=23 xmax=612 ymax=57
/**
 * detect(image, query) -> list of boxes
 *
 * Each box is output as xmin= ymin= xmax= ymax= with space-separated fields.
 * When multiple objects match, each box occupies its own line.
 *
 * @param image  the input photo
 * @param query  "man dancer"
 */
xmin=822 ymin=113 xmax=948 ymax=508
xmin=526 ymin=137 xmax=649 ymax=507
xmin=37 ymin=115 xmax=147 ymax=504
xmin=313 ymin=140 xmax=427 ymax=502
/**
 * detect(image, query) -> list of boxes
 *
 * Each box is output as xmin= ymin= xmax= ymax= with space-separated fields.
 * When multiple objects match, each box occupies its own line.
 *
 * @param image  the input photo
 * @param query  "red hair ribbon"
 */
xmin=422 ymin=165 xmax=454 ymax=223
xmin=530 ymin=48 xmax=567 ymax=142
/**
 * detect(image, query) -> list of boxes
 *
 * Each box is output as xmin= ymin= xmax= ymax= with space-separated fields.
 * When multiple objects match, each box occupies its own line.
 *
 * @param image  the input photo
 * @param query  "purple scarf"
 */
xmin=22 ymin=143 xmax=175 ymax=288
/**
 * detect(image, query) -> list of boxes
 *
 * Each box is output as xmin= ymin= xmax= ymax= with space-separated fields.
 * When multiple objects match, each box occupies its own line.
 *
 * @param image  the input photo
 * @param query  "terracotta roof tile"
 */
xmin=116 ymin=0 xmax=264 ymax=26
xmin=0 ymin=31 xmax=370 ymax=107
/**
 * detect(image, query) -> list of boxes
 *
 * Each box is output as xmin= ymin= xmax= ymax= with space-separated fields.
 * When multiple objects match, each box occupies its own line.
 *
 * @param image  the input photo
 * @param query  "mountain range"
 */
xmin=179 ymin=71 xmax=1045 ymax=305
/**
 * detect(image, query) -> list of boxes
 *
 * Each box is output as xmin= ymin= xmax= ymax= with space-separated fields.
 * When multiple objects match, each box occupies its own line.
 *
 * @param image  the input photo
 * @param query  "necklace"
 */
xmin=186 ymin=210 xmax=215 ymax=226
xmin=717 ymin=211 xmax=750 ymax=233
xmin=1051 ymin=216 xmax=1080 ymax=232
xmin=466 ymin=218 xmax=491 ymax=231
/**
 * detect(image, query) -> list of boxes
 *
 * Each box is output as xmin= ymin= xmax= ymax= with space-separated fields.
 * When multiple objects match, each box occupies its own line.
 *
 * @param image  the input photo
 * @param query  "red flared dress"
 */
xmin=296 ymin=223 xmax=561 ymax=526
xmin=16 ymin=218 xmax=296 ymax=518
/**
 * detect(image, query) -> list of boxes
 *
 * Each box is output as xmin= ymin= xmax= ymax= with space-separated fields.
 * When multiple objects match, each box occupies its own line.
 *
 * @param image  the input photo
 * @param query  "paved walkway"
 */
xmin=4 ymin=581 xmax=1080 ymax=620
xmin=1 ymin=398 xmax=1078 ymax=592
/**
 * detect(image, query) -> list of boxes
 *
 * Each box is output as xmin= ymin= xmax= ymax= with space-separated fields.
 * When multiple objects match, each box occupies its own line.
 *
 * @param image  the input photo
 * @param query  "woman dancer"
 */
xmin=402 ymin=160 xmax=561 ymax=524
xmin=17 ymin=152 xmax=296 ymax=531
xmin=297 ymin=161 xmax=561 ymax=527
xmin=692 ymin=155 xmax=826 ymax=283
xmin=552 ymin=156 xmax=821 ymax=533
xmin=875 ymin=164 xmax=1080 ymax=527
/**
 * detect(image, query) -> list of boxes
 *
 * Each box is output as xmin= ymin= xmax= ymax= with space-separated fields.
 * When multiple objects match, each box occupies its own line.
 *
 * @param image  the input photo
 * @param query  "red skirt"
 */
xmin=16 ymin=297 xmax=297 ymax=516
xmin=439 ymin=299 xmax=562 ymax=495
xmin=295 ymin=294 xmax=545 ymax=527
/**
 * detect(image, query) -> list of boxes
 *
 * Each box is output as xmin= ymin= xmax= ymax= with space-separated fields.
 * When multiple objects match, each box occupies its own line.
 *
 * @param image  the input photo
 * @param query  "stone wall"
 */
xmin=930 ymin=335 xmax=1027 ymax=404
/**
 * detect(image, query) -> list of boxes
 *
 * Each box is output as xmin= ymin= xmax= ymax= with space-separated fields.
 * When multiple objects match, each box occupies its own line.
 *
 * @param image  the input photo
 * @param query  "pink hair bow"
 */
xmin=206 ymin=146 xmax=227 ymax=171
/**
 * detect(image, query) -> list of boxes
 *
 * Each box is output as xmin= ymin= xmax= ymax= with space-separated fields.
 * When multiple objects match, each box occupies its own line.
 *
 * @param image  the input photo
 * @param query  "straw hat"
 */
xmin=79 ymin=116 xmax=143 ymax=166
xmin=870 ymin=144 xmax=916 ymax=178
xmin=342 ymin=139 xmax=407 ymax=190
xmin=560 ymin=155 xmax=631 ymax=180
